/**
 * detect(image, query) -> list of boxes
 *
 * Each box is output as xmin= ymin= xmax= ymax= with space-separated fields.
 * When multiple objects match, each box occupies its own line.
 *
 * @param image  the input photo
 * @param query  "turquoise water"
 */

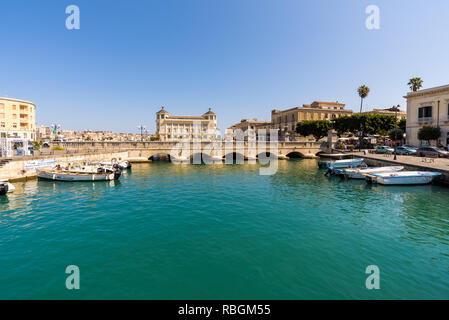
xmin=1 ymin=160 xmax=449 ymax=299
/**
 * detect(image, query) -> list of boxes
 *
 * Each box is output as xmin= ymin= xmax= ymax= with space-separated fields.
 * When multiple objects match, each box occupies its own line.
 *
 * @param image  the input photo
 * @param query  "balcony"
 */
xmin=417 ymin=117 xmax=433 ymax=124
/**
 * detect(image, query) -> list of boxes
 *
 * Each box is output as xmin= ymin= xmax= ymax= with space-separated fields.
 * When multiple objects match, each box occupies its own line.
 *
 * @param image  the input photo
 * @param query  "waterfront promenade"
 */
xmin=349 ymin=151 xmax=449 ymax=171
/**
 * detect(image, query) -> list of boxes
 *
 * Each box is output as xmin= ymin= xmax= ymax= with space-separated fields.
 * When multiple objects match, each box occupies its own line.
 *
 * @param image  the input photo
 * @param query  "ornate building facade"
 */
xmin=156 ymin=107 xmax=218 ymax=141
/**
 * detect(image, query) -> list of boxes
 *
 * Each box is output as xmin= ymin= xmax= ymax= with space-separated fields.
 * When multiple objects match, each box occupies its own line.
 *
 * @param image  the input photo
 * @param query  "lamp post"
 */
xmin=137 ymin=125 xmax=146 ymax=142
xmin=51 ymin=124 xmax=61 ymax=140
xmin=393 ymin=130 xmax=404 ymax=161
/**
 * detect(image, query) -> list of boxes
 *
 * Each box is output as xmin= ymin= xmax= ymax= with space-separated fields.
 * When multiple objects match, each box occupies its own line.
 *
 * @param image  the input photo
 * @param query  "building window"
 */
xmin=0 ymin=122 xmax=5 ymax=128
xmin=0 ymin=113 xmax=4 ymax=119
xmin=418 ymin=106 xmax=432 ymax=118
xmin=0 ymin=103 xmax=4 ymax=110
xmin=12 ymin=105 xmax=16 ymax=110
xmin=13 ymin=114 xmax=17 ymax=119
xmin=13 ymin=123 xmax=17 ymax=128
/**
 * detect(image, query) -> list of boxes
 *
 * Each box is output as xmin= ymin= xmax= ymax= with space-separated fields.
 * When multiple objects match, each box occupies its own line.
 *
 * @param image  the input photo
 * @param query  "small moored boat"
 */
xmin=343 ymin=166 xmax=404 ymax=180
xmin=36 ymin=167 xmax=121 ymax=181
xmin=365 ymin=171 xmax=441 ymax=185
xmin=319 ymin=158 xmax=364 ymax=169
xmin=99 ymin=160 xmax=131 ymax=170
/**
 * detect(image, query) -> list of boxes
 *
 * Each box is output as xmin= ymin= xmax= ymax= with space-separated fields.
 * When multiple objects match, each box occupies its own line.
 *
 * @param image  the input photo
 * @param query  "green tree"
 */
xmin=32 ymin=141 xmax=43 ymax=150
xmin=389 ymin=128 xmax=404 ymax=142
xmin=357 ymin=85 xmax=370 ymax=113
xmin=398 ymin=118 xmax=406 ymax=132
xmin=332 ymin=114 xmax=397 ymax=136
xmin=296 ymin=120 xmax=331 ymax=141
xmin=408 ymin=77 xmax=423 ymax=92
xmin=418 ymin=126 xmax=441 ymax=144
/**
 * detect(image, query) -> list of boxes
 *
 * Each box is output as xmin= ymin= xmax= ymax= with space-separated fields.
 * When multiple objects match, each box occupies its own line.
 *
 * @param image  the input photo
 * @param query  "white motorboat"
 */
xmin=365 ymin=171 xmax=441 ymax=185
xmin=319 ymin=158 xmax=364 ymax=169
xmin=343 ymin=166 xmax=404 ymax=179
xmin=36 ymin=167 xmax=121 ymax=181
xmin=100 ymin=160 xmax=131 ymax=170
xmin=0 ymin=179 xmax=15 ymax=195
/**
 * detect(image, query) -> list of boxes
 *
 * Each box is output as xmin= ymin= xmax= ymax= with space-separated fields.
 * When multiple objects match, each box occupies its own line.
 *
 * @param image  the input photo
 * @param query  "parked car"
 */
xmin=395 ymin=147 xmax=417 ymax=155
xmin=402 ymin=144 xmax=419 ymax=151
xmin=416 ymin=147 xmax=449 ymax=158
xmin=375 ymin=146 xmax=394 ymax=154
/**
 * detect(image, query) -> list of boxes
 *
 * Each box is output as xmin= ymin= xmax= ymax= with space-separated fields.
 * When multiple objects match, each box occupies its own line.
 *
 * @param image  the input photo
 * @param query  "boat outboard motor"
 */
xmin=113 ymin=168 xmax=122 ymax=180
xmin=0 ymin=183 xmax=8 ymax=196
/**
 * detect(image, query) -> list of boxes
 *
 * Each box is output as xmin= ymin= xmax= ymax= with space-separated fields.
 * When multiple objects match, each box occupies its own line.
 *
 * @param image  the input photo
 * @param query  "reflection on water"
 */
xmin=0 ymin=160 xmax=449 ymax=299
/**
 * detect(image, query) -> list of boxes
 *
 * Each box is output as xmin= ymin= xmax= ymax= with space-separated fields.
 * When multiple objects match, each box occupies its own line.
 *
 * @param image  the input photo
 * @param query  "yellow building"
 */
xmin=361 ymin=107 xmax=406 ymax=120
xmin=271 ymin=101 xmax=352 ymax=134
xmin=0 ymin=97 xmax=36 ymax=139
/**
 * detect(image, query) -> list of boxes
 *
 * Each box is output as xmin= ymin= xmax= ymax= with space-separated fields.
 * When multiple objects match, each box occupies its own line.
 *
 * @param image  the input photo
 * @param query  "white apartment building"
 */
xmin=405 ymin=84 xmax=449 ymax=147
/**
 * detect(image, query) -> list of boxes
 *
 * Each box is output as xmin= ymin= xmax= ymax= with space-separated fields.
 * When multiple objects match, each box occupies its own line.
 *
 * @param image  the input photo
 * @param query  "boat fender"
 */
xmin=0 ymin=183 xmax=8 ymax=196
xmin=114 ymin=168 xmax=122 ymax=180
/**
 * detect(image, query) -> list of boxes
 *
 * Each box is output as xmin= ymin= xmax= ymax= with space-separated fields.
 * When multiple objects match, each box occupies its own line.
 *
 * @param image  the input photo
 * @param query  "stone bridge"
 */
xmin=52 ymin=141 xmax=328 ymax=160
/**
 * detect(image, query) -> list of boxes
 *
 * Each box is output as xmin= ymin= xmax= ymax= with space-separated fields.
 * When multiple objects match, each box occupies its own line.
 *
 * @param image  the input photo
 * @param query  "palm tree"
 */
xmin=357 ymin=85 xmax=370 ymax=113
xmin=408 ymin=77 xmax=423 ymax=92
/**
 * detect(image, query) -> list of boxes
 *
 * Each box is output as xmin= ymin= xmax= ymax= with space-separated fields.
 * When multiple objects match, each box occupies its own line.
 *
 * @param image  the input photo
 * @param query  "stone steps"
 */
xmin=0 ymin=159 xmax=12 ymax=169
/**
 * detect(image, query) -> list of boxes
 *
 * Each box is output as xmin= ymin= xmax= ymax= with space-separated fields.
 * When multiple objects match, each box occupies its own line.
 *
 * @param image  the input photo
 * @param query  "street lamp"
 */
xmin=51 ymin=124 xmax=61 ymax=140
xmin=393 ymin=130 xmax=404 ymax=161
xmin=137 ymin=125 xmax=146 ymax=142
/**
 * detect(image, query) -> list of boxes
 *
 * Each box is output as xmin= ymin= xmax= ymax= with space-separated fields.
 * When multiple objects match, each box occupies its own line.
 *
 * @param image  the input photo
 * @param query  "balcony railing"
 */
xmin=418 ymin=117 xmax=433 ymax=123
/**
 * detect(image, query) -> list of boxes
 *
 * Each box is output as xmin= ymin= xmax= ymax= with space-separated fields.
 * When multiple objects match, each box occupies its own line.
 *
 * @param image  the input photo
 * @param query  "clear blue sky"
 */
xmin=1 ymin=0 xmax=449 ymax=134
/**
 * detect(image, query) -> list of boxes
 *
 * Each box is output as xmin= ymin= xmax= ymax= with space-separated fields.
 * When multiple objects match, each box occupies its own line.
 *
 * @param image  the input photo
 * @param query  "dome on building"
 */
xmin=156 ymin=106 xmax=169 ymax=114
xmin=202 ymin=108 xmax=216 ymax=115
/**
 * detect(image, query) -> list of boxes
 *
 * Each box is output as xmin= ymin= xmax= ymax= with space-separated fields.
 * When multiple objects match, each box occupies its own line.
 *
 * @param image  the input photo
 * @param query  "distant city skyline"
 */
xmin=1 ymin=0 xmax=449 ymax=134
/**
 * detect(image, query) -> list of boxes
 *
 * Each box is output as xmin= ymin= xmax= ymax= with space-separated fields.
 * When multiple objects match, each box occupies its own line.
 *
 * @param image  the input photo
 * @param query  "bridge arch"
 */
xmin=256 ymin=152 xmax=278 ymax=159
xmin=189 ymin=152 xmax=214 ymax=164
xmin=285 ymin=151 xmax=305 ymax=159
xmin=148 ymin=153 xmax=171 ymax=161
xmin=223 ymin=152 xmax=245 ymax=163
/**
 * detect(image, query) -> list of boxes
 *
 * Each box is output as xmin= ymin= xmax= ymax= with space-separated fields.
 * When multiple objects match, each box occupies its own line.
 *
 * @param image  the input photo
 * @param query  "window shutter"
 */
xmin=418 ymin=107 xmax=423 ymax=118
